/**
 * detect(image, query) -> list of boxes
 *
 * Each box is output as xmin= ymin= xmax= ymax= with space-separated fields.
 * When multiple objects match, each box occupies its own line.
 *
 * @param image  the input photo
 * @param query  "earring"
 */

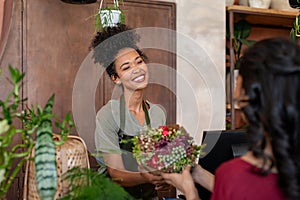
xmin=116 ymin=80 xmax=121 ymax=85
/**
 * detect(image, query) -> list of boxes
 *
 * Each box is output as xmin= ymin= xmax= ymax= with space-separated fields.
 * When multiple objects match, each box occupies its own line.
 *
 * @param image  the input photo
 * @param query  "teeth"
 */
xmin=133 ymin=75 xmax=144 ymax=82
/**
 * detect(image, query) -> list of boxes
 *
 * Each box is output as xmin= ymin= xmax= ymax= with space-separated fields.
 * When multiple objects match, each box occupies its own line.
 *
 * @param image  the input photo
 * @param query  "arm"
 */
xmin=192 ymin=164 xmax=215 ymax=192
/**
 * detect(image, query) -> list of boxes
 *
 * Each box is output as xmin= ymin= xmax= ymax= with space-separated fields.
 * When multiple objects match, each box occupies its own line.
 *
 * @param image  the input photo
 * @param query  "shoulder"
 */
xmin=147 ymin=102 xmax=165 ymax=115
xmin=96 ymin=100 xmax=120 ymax=123
xmin=215 ymin=157 xmax=250 ymax=177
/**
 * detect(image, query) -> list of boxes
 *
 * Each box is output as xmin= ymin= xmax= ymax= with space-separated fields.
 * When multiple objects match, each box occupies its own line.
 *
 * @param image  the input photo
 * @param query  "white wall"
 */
xmin=172 ymin=0 xmax=226 ymax=144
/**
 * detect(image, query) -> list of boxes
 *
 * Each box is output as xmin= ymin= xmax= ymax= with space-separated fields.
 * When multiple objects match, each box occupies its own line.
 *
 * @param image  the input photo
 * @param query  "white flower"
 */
xmin=0 ymin=119 xmax=9 ymax=135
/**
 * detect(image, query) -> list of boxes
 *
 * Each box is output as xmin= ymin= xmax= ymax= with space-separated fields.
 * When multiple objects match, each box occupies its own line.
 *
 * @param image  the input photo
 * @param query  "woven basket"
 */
xmin=23 ymin=134 xmax=90 ymax=200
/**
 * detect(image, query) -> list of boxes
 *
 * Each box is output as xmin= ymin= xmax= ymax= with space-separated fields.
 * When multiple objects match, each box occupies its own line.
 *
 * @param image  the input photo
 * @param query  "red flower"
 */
xmin=160 ymin=126 xmax=170 ymax=136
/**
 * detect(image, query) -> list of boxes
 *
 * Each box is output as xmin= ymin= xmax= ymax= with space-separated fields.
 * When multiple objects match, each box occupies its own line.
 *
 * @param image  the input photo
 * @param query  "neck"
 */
xmin=124 ymin=90 xmax=144 ymax=113
xmin=242 ymin=138 xmax=278 ymax=173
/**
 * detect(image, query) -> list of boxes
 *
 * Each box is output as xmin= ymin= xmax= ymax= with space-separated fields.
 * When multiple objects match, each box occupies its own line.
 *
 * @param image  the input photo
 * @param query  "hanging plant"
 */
xmin=95 ymin=0 xmax=126 ymax=32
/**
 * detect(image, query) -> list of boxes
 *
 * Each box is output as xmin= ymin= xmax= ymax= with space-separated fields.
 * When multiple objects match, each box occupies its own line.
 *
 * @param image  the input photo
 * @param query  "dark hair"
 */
xmin=239 ymin=38 xmax=300 ymax=200
xmin=90 ymin=24 xmax=147 ymax=79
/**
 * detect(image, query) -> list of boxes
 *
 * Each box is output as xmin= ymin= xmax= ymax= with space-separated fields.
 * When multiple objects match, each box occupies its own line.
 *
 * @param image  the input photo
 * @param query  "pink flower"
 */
xmin=147 ymin=155 xmax=159 ymax=168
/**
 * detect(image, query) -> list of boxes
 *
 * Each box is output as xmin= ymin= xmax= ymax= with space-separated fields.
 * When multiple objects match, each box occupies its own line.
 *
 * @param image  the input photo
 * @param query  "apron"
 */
xmin=118 ymin=94 xmax=157 ymax=200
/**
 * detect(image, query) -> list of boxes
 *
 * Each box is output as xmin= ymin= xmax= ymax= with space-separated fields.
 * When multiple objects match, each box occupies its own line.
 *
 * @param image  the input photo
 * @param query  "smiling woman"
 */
xmin=90 ymin=24 xmax=174 ymax=199
xmin=0 ymin=0 xmax=13 ymax=61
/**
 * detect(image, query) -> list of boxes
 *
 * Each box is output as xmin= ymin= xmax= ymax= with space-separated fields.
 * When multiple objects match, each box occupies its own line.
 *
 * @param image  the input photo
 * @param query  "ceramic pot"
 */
xmin=239 ymin=0 xmax=249 ymax=6
xmin=271 ymin=0 xmax=298 ymax=11
xmin=249 ymin=0 xmax=271 ymax=8
xmin=99 ymin=9 xmax=121 ymax=28
xmin=226 ymin=0 xmax=235 ymax=6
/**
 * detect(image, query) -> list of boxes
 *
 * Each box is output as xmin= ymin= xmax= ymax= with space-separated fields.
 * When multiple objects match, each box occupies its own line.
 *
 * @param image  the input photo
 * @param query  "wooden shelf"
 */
xmin=226 ymin=5 xmax=299 ymax=129
xmin=227 ymin=5 xmax=299 ymax=28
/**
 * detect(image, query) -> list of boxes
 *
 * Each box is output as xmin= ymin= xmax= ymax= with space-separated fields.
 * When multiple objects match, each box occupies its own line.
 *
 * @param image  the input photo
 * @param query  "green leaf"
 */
xmin=290 ymin=29 xmax=297 ymax=42
xmin=239 ymin=38 xmax=256 ymax=47
xmin=234 ymin=20 xmax=252 ymax=40
xmin=8 ymin=65 xmax=24 ymax=84
xmin=35 ymin=95 xmax=57 ymax=200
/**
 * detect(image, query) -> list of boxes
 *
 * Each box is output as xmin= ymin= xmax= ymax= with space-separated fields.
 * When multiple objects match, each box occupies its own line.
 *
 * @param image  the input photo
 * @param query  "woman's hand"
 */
xmin=138 ymin=165 xmax=165 ymax=189
xmin=161 ymin=166 xmax=200 ymax=200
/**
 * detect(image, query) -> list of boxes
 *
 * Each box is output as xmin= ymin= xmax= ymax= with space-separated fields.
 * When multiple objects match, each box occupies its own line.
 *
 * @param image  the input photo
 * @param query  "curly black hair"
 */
xmin=90 ymin=24 xmax=147 ymax=79
xmin=239 ymin=37 xmax=300 ymax=200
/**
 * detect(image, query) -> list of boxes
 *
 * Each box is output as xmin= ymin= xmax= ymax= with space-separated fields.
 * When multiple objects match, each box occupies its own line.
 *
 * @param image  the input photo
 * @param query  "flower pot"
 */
xmin=249 ymin=0 xmax=271 ymax=8
xmin=99 ymin=9 xmax=121 ymax=28
xmin=226 ymin=0 xmax=235 ymax=6
xmin=239 ymin=0 xmax=249 ymax=6
xmin=271 ymin=0 xmax=298 ymax=11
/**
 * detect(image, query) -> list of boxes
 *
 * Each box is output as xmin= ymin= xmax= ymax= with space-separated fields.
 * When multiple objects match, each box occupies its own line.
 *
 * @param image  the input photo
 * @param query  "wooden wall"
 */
xmin=0 ymin=0 xmax=176 ymax=199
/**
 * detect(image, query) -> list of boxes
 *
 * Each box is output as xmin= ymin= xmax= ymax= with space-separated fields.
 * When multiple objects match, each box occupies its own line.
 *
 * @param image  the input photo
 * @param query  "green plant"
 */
xmin=59 ymin=167 xmax=134 ymax=200
xmin=290 ymin=15 xmax=300 ymax=42
xmin=226 ymin=20 xmax=256 ymax=69
xmin=95 ymin=0 xmax=126 ymax=32
xmin=0 ymin=65 xmax=74 ymax=199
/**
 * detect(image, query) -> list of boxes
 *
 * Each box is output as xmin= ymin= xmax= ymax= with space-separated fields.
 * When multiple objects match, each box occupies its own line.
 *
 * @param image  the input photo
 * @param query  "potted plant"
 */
xmin=290 ymin=14 xmax=300 ymax=42
xmin=226 ymin=20 xmax=255 ymax=129
xmin=226 ymin=19 xmax=256 ymax=69
xmin=0 ymin=65 xmax=73 ymax=199
xmin=95 ymin=0 xmax=126 ymax=32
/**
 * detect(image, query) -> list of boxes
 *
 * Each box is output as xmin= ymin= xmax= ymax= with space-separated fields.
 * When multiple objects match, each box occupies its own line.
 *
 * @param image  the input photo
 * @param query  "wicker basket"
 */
xmin=23 ymin=135 xmax=90 ymax=200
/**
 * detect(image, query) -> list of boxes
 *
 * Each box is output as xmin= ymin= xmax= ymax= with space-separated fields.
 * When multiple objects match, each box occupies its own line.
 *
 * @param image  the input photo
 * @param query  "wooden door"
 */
xmin=1 ymin=0 xmax=176 ymax=198
xmin=0 ymin=0 xmax=24 ymax=199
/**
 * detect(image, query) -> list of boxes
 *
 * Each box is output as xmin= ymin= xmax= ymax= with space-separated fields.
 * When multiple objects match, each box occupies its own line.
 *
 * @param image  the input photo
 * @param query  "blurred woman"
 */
xmin=162 ymin=38 xmax=300 ymax=200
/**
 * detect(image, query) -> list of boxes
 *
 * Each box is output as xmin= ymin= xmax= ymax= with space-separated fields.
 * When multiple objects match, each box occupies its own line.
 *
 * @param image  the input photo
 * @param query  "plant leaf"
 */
xmin=35 ymin=95 xmax=57 ymax=200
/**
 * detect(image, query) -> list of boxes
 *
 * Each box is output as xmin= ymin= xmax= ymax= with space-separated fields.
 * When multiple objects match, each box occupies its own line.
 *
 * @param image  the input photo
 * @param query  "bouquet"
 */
xmin=131 ymin=125 xmax=205 ymax=173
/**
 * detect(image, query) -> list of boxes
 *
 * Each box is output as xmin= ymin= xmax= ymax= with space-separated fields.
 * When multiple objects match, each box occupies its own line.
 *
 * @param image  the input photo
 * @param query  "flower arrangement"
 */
xmin=130 ymin=125 xmax=205 ymax=173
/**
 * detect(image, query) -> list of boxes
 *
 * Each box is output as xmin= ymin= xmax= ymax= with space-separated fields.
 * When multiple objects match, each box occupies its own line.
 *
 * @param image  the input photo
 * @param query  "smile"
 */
xmin=132 ymin=75 xmax=145 ymax=82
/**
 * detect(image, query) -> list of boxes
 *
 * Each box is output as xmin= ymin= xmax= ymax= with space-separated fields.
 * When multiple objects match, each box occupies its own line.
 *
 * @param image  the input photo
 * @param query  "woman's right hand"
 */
xmin=161 ymin=165 xmax=200 ymax=200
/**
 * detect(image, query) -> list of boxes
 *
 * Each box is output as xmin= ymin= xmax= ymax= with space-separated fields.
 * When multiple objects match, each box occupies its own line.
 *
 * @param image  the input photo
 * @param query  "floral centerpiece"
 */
xmin=130 ymin=125 xmax=205 ymax=173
